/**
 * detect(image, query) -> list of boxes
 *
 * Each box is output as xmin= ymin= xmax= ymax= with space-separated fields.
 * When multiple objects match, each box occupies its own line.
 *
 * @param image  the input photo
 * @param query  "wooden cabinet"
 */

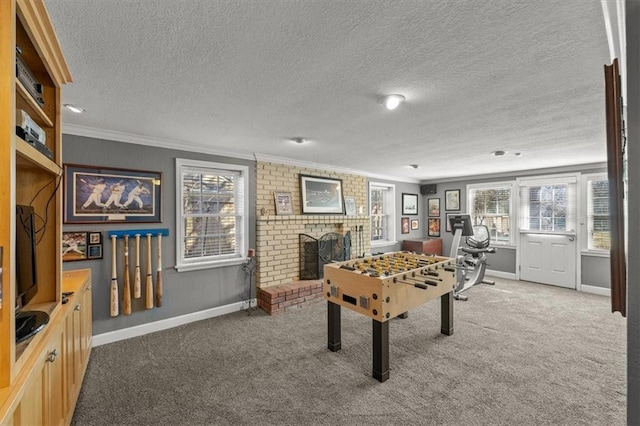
xmin=0 ymin=1 xmax=83 ymax=424
xmin=0 ymin=270 xmax=92 ymax=425
xmin=4 ymin=322 xmax=64 ymax=426
xmin=63 ymin=270 xmax=92 ymax=420
xmin=402 ymin=238 xmax=443 ymax=255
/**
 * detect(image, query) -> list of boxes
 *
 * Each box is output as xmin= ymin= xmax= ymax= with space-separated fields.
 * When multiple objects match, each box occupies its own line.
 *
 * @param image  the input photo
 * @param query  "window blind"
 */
xmin=519 ymin=177 xmax=577 ymax=233
xmin=587 ymin=176 xmax=610 ymax=250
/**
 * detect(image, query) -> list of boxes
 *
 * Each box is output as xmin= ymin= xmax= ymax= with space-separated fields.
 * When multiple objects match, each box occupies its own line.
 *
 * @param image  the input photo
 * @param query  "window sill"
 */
xmin=175 ymin=257 xmax=245 ymax=272
xmin=371 ymin=240 xmax=398 ymax=247
xmin=581 ymin=250 xmax=610 ymax=258
xmin=491 ymin=244 xmax=516 ymax=249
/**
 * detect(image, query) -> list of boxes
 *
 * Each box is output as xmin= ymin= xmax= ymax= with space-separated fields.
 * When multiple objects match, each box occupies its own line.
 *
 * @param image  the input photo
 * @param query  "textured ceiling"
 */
xmin=44 ymin=0 xmax=610 ymax=182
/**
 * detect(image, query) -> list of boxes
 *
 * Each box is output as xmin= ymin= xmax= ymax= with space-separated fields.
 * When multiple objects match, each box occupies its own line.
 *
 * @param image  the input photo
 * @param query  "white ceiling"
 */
xmin=44 ymin=0 xmax=611 ymax=182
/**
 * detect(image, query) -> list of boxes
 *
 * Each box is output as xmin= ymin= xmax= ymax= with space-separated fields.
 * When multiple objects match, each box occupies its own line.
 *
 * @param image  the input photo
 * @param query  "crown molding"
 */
xmin=62 ymin=124 xmax=256 ymax=161
xmin=254 ymin=153 xmax=421 ymax=184
xmin=420 ymin=162 xmax=607 ymax=184
xmin=63 ymin=124 xmax=421 ymax=184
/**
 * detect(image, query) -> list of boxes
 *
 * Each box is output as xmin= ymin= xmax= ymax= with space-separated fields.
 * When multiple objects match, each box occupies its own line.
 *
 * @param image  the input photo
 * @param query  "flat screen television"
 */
xmin=15 ymin=204 xmax=48 ymax=343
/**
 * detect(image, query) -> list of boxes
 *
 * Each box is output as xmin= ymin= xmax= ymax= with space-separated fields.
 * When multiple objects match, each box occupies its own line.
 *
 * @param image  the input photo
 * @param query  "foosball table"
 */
xmin=323 ymin=251 xmax=457 ymax=382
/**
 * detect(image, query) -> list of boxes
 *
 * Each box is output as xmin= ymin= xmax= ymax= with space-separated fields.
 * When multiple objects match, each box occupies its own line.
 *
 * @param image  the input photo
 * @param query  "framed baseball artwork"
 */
xmin=64 ymin=164 xmax=162 ymax=224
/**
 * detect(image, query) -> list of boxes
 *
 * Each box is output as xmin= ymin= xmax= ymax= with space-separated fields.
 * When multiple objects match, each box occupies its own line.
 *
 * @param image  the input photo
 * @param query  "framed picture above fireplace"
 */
xmin=299 ymin=175 xmax=344 ymax=214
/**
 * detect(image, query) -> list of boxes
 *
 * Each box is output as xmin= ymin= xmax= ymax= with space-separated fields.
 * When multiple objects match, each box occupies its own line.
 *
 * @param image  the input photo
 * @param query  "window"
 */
xmin=176 ymin=159 xmax=248 ymax=271
xmin=369 ymin=182 xmax=395 ymax=245
xmin=467 ymin=183 xmax=513 ymax=245
xmin=586 ymin=174 xmax=610 ymax=251
xmin=518 ymin=176 xmax=577 ymax=233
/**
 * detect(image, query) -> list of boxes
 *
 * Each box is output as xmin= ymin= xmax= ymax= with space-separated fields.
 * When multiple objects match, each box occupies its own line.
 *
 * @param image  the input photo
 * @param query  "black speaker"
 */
xmin=420 ymin=184 xmax=437 ymax=195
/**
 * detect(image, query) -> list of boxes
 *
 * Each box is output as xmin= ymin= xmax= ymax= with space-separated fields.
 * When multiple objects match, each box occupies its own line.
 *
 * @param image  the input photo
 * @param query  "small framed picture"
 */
xmin=402 ymin=193 xmax=419 ymax=215
xmin=89 ymin=231 xmax=102 ymax=244
xmin=274 ymin=192 xmax=294 ymax=215
xmin=446 ymin=213 xmax=459 ymax=232
xmin=62 ymin=232 xmax=88 ymax=262
xmin=411 ymin=219 xmax=419 ymax=230
xmin=428 ymin=198 xmax=440 ymax=217
xmin=87 ymin=244 xmax=103 ymax=259
xmin=445 ymin=189 xmax=460 ymax=211
xmin=401 ymin=217 xmax=410 ymax=234
xmin=344 ymin=196 xmax=357 ymax=216
xmin=428 ymin=218 xmax=441 ymax=237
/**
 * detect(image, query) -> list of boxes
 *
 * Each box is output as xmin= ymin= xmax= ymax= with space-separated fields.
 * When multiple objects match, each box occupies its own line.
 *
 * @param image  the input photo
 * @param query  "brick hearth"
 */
xmin=257 ymin=280 xmax=324 ymax=315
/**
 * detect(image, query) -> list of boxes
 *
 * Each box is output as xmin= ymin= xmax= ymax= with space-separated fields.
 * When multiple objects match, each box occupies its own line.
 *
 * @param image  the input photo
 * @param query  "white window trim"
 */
xmin=466 ymin=181 xmax=516 ymax=246
xmin=175 ymin=158 xmax=249 ymax=272
xmin=369 ymin=181 xmax=396 ymax=247
xmin=581 ymin=172 xmax=610 ymax=256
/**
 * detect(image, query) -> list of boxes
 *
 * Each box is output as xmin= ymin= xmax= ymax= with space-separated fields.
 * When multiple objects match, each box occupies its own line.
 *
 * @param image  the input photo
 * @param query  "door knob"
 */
xmin=568 ymin=237 xmax=575 ymax=241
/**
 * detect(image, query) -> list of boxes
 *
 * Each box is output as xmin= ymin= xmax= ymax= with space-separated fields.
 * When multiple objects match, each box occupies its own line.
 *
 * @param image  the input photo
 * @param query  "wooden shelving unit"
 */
xmin=0 ymin=1 xmax=93 ymax=424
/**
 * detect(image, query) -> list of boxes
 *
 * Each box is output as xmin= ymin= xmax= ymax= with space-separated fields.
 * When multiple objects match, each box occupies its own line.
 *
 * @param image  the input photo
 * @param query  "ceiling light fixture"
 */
xmin=64 ymin=104 xmax=84 ymax=114
xmin=381 ymin=94 xmax=405 ymax=110
xmin=491 ymin=150 xmax=507 ymax=157
xmin=291 ymin=137 xmax=307 ymax=144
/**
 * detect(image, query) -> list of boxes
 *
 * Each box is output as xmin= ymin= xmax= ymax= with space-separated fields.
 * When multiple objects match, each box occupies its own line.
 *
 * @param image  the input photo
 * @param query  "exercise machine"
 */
xmin=448 ymin=214 xmax=496 ymax=301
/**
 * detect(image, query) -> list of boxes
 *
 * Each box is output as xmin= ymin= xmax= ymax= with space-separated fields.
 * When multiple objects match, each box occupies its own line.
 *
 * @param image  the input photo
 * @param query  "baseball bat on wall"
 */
xmin=146 ymin=233 xmax=154 ymax=309
xmin=134 ymin=234 xmax=141 ymax=299
xmin=155 ymin=234 xmax=163 ymax=307
xmin=123 ymin=235 xmax=132 ymax=315
xmin=110 ymin=235 xmax=119 ymax=317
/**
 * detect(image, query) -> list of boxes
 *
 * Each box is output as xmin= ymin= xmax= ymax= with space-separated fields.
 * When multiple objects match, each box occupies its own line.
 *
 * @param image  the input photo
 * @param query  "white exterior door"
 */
xmin=519 ymin=232 xmax=576 ymax=288
xmin=518 ymin=175 xmax=578 ymax=288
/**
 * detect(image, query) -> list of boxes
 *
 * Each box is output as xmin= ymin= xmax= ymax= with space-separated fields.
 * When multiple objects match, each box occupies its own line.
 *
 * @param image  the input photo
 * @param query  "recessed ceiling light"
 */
xmin=491 ymin=150 xmax=507 ymax=157
xmin=381 ymin=94 xmax=405 ymax=110
xmin=291 ymin=137 xmax=307 ymax=144
xmin=64 ymin=104 xmax=84 ymax=113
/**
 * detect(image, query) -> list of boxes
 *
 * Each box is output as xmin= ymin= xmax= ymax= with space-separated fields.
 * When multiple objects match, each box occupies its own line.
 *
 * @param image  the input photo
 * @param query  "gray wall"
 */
xmin=580 ymin=255 xmax=610 ymax=289
xmin=422 ymin=179 xmax=516 ymax=272
xmin=366 ymin=178 xmax=424 ymax=253
xmin=62 ymin=134 xmax=256 ymax=336
xmin=423 ymin=167 xmax=610 ymax=283
xmin=627 ymin=0 xmax=639 ymax=421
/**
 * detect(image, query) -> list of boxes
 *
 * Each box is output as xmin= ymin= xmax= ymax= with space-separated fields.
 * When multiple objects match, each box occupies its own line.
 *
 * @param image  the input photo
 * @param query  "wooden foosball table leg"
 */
xmin=327 ymin=301 xmax=342 ymax=351
xmin=372 ymin=319 xmax=389 ymax=382
xmin=441 ymin=291 xmax=454 ymax=336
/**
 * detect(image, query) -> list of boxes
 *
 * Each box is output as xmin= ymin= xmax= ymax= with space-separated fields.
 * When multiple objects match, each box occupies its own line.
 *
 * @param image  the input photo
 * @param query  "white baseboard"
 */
xmin=579 ymin=285 xmax=610 ymax=297
xmin=485 ymin=269 xmax=517 ymax=280
xmin=92 ymin=299 xmax=257 ymax=347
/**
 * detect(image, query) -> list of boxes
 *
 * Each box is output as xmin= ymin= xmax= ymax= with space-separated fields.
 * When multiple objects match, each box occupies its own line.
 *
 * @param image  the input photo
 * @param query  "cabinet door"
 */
xmin=14 ymin=366 xmax=45 ymax=425
xmin=64 ymin=307 xmax=80 ymax=409
xmin=14 ymin=325 xmax=65 ymax=426
xmin=44 ymin=326 xmax=66 ymax=426
xmin=79 ymin=284 xmax=93 ymax=363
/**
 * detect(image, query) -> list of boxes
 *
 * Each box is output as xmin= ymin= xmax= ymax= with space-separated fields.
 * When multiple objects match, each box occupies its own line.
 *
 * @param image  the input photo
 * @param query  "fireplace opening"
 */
xmin=299 ymin=232 xmax=351 ymax=279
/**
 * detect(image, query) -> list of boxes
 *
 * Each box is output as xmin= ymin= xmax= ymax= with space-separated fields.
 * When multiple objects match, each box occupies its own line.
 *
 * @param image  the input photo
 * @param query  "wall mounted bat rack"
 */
xmin=108 ymin=228 xmax=169 ymax=317
xmin=107 ymin=228 xmax=169 ymax=239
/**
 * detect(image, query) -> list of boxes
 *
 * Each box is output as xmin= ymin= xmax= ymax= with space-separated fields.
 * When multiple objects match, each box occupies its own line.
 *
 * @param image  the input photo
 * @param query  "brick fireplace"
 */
xmin=254 ymin=161 xmax=370 ymax=314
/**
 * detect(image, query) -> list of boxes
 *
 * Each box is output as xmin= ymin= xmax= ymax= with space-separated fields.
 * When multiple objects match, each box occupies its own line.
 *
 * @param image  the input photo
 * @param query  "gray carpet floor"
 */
xmin=72 ymin=278 xmax=626 ymax=425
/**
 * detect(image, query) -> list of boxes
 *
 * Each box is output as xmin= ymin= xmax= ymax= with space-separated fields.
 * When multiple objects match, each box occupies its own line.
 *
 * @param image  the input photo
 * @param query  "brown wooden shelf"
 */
xmin=15 ymin=136 xmax=61 ymax=175
xmin=15 ymin=79 xmax=53 ymax=128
